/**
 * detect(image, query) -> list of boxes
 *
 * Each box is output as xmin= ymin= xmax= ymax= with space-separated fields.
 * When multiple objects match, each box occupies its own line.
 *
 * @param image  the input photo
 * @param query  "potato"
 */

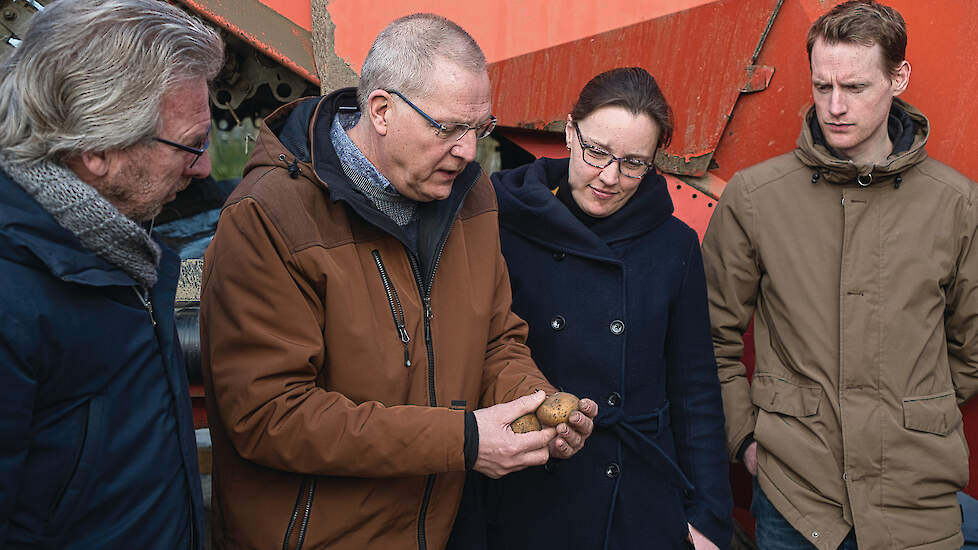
xmin=510 ymin=413 xmax=542 ymax=433
xmin=535 ymin=392 xmax=580 ymax=427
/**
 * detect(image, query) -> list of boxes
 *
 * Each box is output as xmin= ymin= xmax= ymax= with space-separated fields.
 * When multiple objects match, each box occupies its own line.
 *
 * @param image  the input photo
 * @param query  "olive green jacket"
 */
xmin=702 ymin=99 xmax=978 ymax=550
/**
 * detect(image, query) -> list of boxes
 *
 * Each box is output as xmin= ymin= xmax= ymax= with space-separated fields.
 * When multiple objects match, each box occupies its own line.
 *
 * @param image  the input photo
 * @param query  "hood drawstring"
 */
xmin=811 ymin=172 xmax=820 ymax=184
xmin=279 ymin=154 xmax=302 ymax=179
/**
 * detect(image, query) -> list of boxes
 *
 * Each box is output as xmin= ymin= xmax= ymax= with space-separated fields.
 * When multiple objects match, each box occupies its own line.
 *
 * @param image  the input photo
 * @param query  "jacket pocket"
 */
xmin=47 ymin=396 xmax=105 ymax=531
xmin=750 ymin=374 xmax=822 ymax=417
xmin=902 ymin=390 xmax=961 ymax=435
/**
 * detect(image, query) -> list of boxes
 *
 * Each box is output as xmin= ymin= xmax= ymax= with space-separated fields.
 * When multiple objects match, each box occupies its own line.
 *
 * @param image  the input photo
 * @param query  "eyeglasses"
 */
xmin=386 ymin=89 xmax=497 ymax=141
xmin=154 ymin=134 xmax=210 ymax=168
xmin=572 ymin=121 xmax=655 ymax=179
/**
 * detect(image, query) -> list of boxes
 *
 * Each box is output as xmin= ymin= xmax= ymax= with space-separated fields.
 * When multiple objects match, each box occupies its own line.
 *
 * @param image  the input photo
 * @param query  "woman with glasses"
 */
xmin=476 ymin=68 xmax=732 ymax=550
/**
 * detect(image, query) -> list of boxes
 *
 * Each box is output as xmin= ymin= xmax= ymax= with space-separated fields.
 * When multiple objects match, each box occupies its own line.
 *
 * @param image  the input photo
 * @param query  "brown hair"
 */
xmin=806 ymin=0 xmax=907 ymax=77
xmin=570 ymin=67 xmax=673 ymax=150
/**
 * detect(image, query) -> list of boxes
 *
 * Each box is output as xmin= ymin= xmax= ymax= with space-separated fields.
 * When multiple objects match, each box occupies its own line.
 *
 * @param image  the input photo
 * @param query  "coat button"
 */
xmin=550 ymin=316 xmax=566 ymax=331
xmin=605 ymin=463 xmax=620 ymax=479
xmin=552 ymin=251 xmax=566 ymax=261
xmin=609 ymin=320 xmax=624 ymax=335
xmin=811 ymin=531 xmax=819 ymax=539
xmin=606 ymin=392 xmax=621 ymax=407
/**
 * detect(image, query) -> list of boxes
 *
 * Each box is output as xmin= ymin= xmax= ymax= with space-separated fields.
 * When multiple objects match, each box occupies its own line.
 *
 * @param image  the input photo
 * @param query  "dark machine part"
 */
xmin=0 ymin=0 xmax=44 ymax=63
xmin=209 ymin=30 xmax=319 ymax=129
xmin=176 ymin=306 xmax=203 ymax=385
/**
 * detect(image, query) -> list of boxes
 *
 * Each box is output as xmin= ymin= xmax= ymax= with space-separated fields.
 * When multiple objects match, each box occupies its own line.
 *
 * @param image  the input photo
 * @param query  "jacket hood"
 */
xmin=0 ymin=169 xmax=151 ymax=287
xmin=794 ymin=97 xmax=929 ymax=184
xmin=492 ymin=156 xmax=674 ymax=261
xmin=241 ymin=88 xmax=484 ymax=255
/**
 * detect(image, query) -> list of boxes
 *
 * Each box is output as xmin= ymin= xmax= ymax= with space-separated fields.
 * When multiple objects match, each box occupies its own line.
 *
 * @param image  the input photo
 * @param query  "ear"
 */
xmin=65 ymin=150 xmax=110 ymax=183
xmin=891 ymin=60 xmax=911 ymax=96
xmin=366 ymin=90 xmax=393 ymax=136
xmin=565 ymin=114 xmax=574 ymax=150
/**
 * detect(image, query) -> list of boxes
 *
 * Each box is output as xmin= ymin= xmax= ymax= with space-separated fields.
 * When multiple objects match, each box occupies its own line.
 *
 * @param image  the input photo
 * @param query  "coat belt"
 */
xmin=594 ymin=401 xmax=693 ymax=490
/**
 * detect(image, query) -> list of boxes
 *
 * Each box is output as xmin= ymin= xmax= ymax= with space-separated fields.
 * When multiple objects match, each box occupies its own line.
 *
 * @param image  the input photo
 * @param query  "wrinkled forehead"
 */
xmin=810 ymin=38 xmax=890 ymax=79
xmin=423 ymin=63 xmax=492 ymax=120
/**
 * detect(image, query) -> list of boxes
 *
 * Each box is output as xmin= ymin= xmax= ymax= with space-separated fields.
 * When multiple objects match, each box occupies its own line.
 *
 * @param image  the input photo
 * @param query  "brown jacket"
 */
xmin=703 ymin=99 xmax=978 ymax=549
xmin=200 ymin=92 xmax=553 ymax=550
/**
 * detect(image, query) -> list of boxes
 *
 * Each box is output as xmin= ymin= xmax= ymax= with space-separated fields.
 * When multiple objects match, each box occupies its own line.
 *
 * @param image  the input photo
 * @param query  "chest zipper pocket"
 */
xmin=282 ymin=476 xmax=316 ymax=550
xmin=372 ymin=250 xmax=412 ymax=367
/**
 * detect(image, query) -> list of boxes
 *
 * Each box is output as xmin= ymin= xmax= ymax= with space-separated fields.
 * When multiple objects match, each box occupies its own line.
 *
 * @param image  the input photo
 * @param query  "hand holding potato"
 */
xmin=472 ymin=391 xmax=557 ymax=479
xmin=548 ymin=396 xmax=596 ymax=459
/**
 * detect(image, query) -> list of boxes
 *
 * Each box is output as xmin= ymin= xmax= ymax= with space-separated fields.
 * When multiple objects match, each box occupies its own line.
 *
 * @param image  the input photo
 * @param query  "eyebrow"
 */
xmin=581 ymin=133 xmax=653 ymax=161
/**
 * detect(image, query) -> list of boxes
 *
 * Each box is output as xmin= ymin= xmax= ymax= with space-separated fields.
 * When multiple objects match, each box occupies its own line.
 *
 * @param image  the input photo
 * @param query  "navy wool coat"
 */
xmin=482 ymin=157 xmax=732 ymax=549
xmin=0 ymin=169 xmax=203 ymax=549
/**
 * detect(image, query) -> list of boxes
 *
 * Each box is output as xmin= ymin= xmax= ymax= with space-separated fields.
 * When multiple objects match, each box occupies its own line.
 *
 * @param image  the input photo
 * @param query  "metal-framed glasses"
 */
xmin=386 ymin=89 xmax=497 ymax=141
xmin=154 ymin=135 xmax=210 ymax=168
xmin=572 ymin=121 xmax=655 ymax=179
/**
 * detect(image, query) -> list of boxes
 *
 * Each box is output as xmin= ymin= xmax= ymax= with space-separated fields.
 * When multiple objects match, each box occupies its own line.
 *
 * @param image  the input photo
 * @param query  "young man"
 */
xmin=200 ymin=14 xmax=596 ymax=550
xmin=0 ymin=0 xmax=223 ymax=547
xmin=703 ymin=1 xmax=978 ymax=548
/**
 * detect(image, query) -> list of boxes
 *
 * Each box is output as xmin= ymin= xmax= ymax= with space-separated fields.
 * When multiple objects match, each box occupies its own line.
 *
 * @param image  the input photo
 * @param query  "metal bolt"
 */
xmin=3 ymin=10 xmax=16 ymax=20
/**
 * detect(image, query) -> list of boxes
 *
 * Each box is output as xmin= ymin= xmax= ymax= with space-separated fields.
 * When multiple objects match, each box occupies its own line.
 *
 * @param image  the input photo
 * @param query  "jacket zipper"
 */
xmin=281 ymin=477 xmax=316 ymax=550
xmin=372 ymin=250 xmax=412 ymax=367
xmin=407 ymin=223 xmax=453 ymax=550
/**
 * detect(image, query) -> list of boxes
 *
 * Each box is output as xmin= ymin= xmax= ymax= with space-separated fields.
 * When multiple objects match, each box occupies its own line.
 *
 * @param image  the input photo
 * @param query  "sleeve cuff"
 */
xmin=463 ymin=411 xmax=479 ymax=470
xmin=736 ymin=433 xmax=755 ymax=462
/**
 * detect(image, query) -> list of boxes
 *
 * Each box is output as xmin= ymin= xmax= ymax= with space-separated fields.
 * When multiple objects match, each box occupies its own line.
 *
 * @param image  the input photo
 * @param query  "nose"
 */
xmin=186 ymin=150 xmax=212 ymax=179
xmin=828 ymin=88 xmax=847 ymax=118
xmin=451 ymin=131 xmax=478 ymax=163
xmin=599 ymin=160 xmax=620 ymax=187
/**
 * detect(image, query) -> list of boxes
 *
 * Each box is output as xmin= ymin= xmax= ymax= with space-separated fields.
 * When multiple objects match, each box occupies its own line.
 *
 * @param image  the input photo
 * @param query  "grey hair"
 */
xmin=357 ymin=13 xmax=486 ymax=111
xmin=0 ymin=0 xmax=224 ymax=165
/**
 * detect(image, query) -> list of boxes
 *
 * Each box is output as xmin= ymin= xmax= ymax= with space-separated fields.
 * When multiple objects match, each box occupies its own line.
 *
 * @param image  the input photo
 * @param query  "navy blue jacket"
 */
xmin=0 ymin=169 xmax=203 ymax=549
xmin=485 ymin=158 xmax=732 ymax=549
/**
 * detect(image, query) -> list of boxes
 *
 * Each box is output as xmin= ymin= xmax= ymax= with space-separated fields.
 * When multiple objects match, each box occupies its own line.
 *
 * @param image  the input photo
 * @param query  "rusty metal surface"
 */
xmin=487 ymin=0 xmax=782 ymax=176
xmin=0 ymin=0 xmax=44 ymax=64
xmin=174 ymin=0 xmax=319 ymax=85
xmin=311 ymin=0 xmax=358 ymax=95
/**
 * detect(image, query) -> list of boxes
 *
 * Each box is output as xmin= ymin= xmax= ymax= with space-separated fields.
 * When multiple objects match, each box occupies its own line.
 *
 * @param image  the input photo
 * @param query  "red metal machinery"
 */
xmin=178 ymin=0 xmax=978 ymax=497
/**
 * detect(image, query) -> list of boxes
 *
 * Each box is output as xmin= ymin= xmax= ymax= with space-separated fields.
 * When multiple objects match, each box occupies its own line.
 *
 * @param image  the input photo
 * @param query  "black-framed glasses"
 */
xmin=572 ymin=121 xmax=654 ymax=179
xmin=386 ymin=89 xmax=497 ymax=141
xmin=154 ymin=135 xmax=210 ymax=168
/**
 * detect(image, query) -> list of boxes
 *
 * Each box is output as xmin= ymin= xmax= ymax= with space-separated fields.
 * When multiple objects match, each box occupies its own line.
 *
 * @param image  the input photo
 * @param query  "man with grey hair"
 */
xmin=200 ymin=12 xmax=596 ymax=550
xmin=0 ymin=0 xmax=223 ymax=547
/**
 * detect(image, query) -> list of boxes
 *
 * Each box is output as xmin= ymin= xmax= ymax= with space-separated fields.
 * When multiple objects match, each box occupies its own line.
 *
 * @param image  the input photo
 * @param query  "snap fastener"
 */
xmin=609 ymin=320 xmax=624 ymax=335
xmin=606 ymin=392 xmax=621 ymax=407
xmin=605 ymin=463 xmax=620 ymax=479
xmin=812 ymin=531 xmax=819 ymax=538
xmin=842 ymin=472 xmax=847 ymax=480
xmin=550 ymin=316 xmax=566 ymax=331
xmin=856 ymin=174 xmax=872 ymax=186
xmin=552 ymin=251 xmax=566 ymax=261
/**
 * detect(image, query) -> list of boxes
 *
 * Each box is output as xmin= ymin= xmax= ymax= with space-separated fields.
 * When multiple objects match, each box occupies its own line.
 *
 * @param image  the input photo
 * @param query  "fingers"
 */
xmin=577 ymin=398 xmax=599 ymax=419
xmin=506 ymin=390 xmax=548 ymax=420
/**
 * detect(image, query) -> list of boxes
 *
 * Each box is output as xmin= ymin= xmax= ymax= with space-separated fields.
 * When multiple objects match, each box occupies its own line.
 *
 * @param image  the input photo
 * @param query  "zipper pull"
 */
xmin=423 ymin=298 xmax=433 ymax=320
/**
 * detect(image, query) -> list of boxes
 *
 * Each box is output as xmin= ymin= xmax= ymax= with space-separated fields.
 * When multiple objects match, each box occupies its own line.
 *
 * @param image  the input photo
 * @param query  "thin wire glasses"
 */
xmin=572 ymin=121 xmax=655 ymax=179
xmin=154 ymin=134 xmax=210 ymax=168
xmin=386 ymin=89 xmax=497 ymax=141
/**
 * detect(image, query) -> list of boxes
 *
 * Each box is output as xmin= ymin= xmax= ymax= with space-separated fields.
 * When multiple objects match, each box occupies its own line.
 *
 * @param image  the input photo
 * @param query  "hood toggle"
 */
xmin=279 ymin=154 xmax=302 ymax=179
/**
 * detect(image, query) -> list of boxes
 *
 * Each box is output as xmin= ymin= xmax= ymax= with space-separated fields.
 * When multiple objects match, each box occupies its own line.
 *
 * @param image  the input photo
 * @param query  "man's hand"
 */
xmin=744 ymin=441 xmax=758 ymax=476
xmin=688 ymin=523 xmax=719 ymax=550
xmin=472 ymin=391 xmax=556 ymax=479
xmin=548 ymin=398 xmax=597 ymax=459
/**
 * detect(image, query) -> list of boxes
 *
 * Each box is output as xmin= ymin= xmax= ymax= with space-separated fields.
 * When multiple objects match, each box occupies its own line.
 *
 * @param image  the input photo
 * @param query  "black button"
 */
xmin=609 ymin=319 xmax=625 ymax=335
xmin=552 ymin=251 xmax=566 ymax=261
xmin=550 ymin=316 xmax=566 ymax=331
xmin=544 ymin=460 xmax=555 ymax=472
xmin=606 ymin=392 xmax=621 ymax=407
xmin=605 ymin=462 xmax=620 ymax=479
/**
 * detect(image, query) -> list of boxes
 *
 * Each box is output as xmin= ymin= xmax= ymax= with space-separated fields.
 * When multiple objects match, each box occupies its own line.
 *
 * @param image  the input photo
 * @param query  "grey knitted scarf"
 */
xmin=0 ymin=155 xmax=161 ymax=288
